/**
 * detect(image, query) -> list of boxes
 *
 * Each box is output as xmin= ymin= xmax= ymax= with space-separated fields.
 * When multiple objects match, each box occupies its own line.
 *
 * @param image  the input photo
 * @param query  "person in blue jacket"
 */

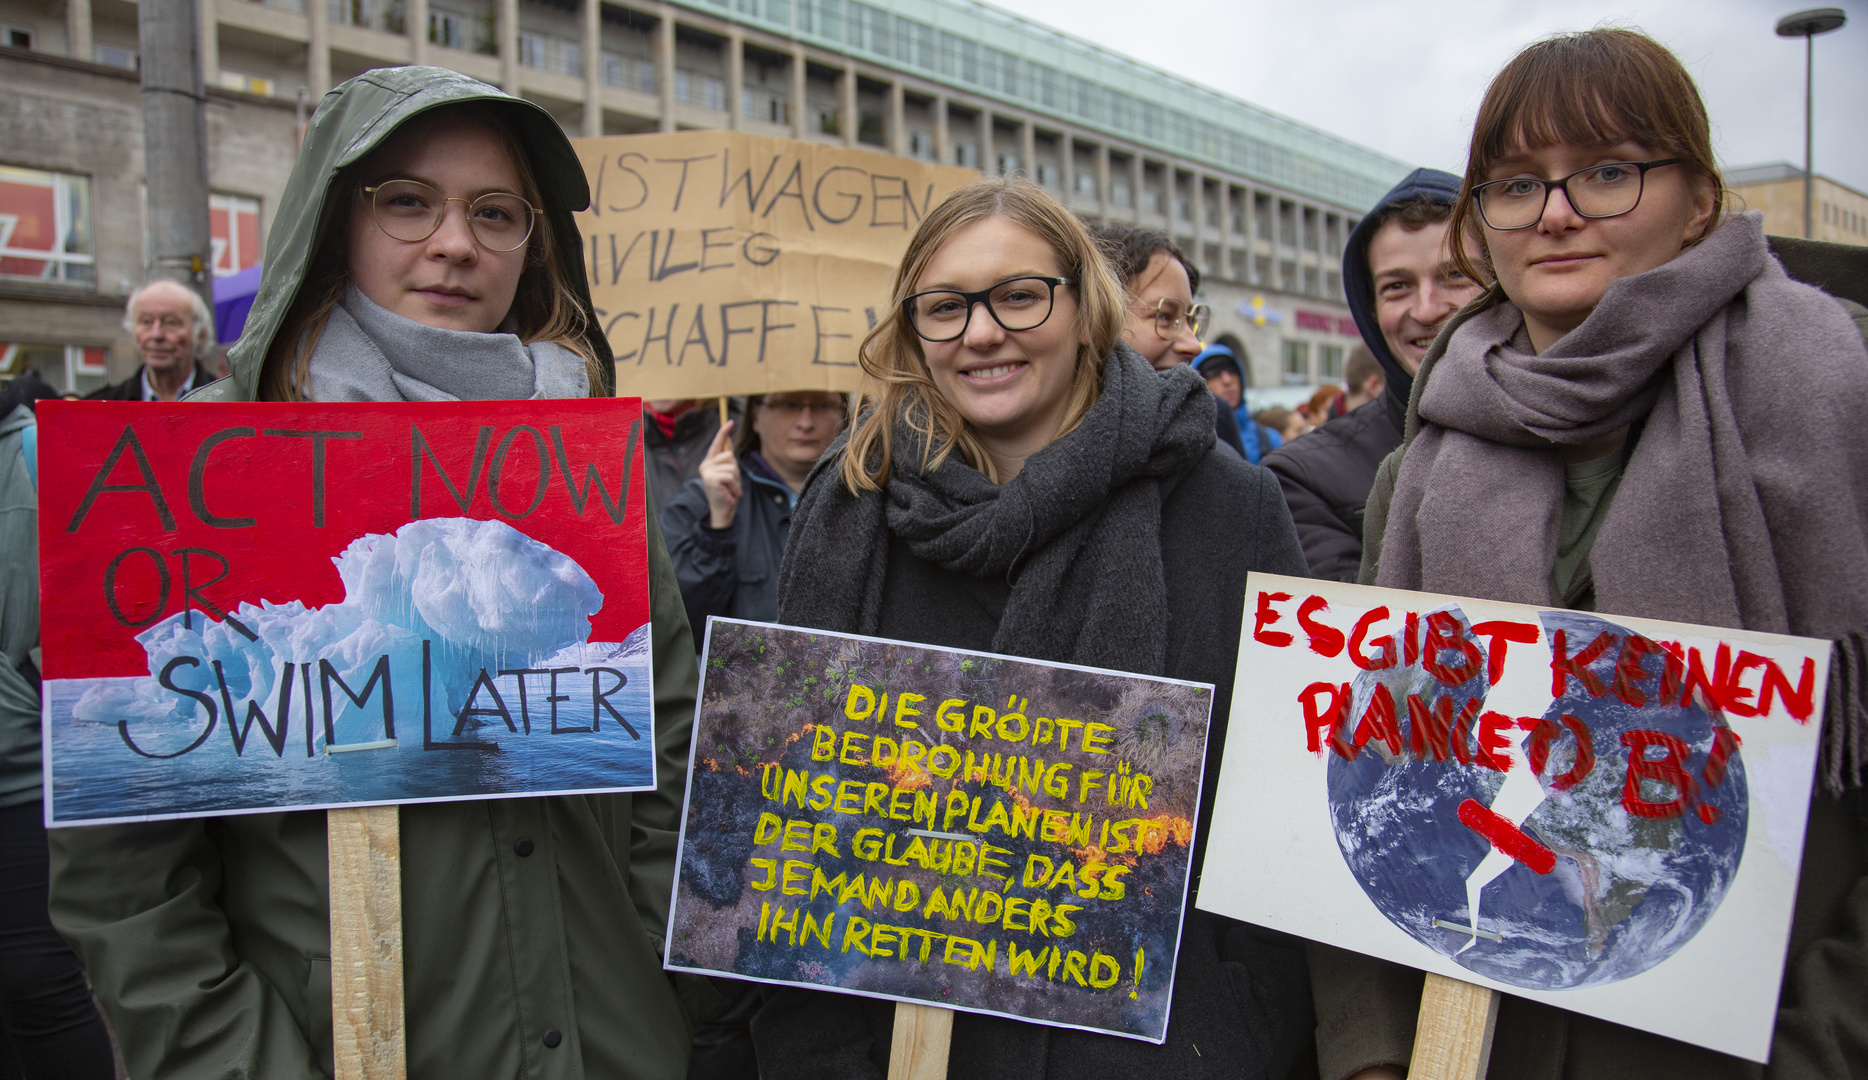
xmin=1194 ymin=343 xmax=1279 ymax=464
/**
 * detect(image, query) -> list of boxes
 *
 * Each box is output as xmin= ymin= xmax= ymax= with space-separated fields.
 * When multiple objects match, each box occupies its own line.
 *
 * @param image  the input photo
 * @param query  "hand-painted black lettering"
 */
xmin=811 ymin=306 xmax=854 ymax=366
xmin=67 ymin=424 xmax=175 ymax=533
xmin=103 ymin=546 xmax=170 ymax=628
xmin=319 ymin=654 xmax=395 ymax=748
xmin=187 ymin=426 xmax=257 ymax=528
xmin=655 ymin=153 xmax=718 ymax=212
xmin=498 ymin=667 xmax=548 ymax=734
xmin=411 ymin=425 xmax=492 ymax=516
xmin=214 ymin=658 xmax=293 ymax=757
xmin=488 ymin=425 xmax=549 ymax=519
xmin=264 ymin=429 xmax=363 ymax=527
xmin=422 ymin=639 xmax=493 ymax=751
xmin=812 ymin=165 xmax=865 ymax=225
xmin=588 ymin=666 xmax=638 ymax=738
xmin=699 ymin=227 xmax=737 ymax=272
xmin=174 ymin=547 xmax=256 ymax=640
xmin=119 ymin=656 xmax=217 ymax=758
xmin=719 ymin=151 xmax=783 ymax=211
xmin=548 ymin=425 xmax=632 ymax=524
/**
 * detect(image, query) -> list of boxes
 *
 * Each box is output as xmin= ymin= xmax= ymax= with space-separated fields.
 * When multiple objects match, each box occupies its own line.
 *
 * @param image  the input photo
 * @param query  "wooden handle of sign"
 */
xmin=328 ymin=805 xmax=408 ymax=1080
xmin=887 ymin=1002 xmax=953 ymax=1080
xmin=718 ymin=396 xmax=730 ymax=427
xmin=1407 ymin=973 xmax=1498 ymax=1080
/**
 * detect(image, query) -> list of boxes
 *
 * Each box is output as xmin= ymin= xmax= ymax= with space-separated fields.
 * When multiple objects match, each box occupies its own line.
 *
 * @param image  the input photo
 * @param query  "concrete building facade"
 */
xmin=0 ymin=0 xmax=1410 ymax=398
xmin=1727 ymin=162 xmax=1868 ymax=248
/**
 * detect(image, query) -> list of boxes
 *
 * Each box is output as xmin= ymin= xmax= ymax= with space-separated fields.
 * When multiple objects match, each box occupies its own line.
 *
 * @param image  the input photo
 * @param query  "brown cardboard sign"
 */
xmin=572 ymin=131 xmax=978 ymax=400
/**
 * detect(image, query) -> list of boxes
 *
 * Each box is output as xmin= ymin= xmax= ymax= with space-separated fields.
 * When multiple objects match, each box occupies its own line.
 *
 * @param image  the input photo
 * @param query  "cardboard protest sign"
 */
xmin=36 ymin=399 xmax=657 ymax=826
xmin=1198 ymin=573 xmax=1830 ymax=1063
xmin=666 ymin=620 xmax=1213 ymax=1043
xmin=572 ymin=132 xmax=979 ymax=400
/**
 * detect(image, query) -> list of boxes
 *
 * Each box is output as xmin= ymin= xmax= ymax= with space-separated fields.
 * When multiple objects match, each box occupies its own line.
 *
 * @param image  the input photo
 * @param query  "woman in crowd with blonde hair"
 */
xmin=757 ymin=175 xmax=1311 ymax=1078
xmin=1326 ymin=28 xmax=1868 ymax=1080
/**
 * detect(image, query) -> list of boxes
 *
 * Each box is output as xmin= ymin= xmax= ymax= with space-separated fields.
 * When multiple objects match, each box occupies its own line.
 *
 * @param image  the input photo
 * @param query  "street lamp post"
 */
xmin=1775 ymin=8 xmax=1847 ymax=239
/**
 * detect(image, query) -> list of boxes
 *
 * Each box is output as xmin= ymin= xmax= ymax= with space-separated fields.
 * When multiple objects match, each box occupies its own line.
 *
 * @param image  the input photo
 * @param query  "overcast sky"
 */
xmin=1011 ymin=0 xmax=1868 ymax=196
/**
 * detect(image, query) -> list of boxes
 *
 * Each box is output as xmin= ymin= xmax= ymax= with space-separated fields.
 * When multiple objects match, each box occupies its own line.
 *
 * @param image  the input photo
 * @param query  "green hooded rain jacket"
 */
xmin=48 ymin=66 xmax=710 ymax=1080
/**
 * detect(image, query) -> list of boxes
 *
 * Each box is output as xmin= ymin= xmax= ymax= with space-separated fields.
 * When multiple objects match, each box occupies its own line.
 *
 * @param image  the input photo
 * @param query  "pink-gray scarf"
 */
xmin=1379 ymin=212 xmax=1868 ymax=789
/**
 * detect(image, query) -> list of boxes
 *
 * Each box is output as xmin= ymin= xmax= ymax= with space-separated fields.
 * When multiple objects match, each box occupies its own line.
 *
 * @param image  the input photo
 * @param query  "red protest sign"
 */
xmin=37 ymin=399 xmax=656 ymax=825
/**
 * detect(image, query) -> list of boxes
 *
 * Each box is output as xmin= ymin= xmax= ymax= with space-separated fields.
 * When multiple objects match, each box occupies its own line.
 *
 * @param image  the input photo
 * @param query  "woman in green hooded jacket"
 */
xmin=48 ymin=66 xmax=711 ymax=1080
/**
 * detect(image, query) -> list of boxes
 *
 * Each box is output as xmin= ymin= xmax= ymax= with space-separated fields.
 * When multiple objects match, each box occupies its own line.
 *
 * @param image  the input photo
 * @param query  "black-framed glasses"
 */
xmin=1140 ymin=297 xmax=1209 ymax=340
xmin=1471 ymin=159 xmax=1681 ymax=231
xmin=361 ymin=179 xmax=540 ymax=252
xmin=902 ymin=276 xmax=1075 ymax=342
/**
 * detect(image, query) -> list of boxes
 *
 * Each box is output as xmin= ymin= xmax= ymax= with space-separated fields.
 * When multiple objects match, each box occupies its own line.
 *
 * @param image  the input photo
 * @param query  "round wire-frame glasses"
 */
xmin=361 ymin=179 xmax=541 ymax=252
xmin=902 ymin=276 xmax=1075 ymax=343
xmin=1471 ymin=159 xmax=1682 ymax=231
xmin=1142 ymin=297 xmax=1209 ymax=340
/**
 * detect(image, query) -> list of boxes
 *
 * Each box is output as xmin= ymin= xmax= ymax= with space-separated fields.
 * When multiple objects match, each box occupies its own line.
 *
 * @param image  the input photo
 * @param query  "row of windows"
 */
xmin=1281 ymin=341 xmax=1346 ymax=387
xmin=0 ymin=343 xmax=110 ymax=396
xmin=772 ymin=0 xmax=1388 ymax=208
xmin=1824 ymin=201 xmax=1866 ymax=237
xmin=0 ymin=166 xmax=262 ymax=287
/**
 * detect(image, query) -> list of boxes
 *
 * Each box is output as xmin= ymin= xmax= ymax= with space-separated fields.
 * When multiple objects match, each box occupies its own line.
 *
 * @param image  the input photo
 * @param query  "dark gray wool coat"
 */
xmin=754 ymin=349 xmax=1316 ymax=1080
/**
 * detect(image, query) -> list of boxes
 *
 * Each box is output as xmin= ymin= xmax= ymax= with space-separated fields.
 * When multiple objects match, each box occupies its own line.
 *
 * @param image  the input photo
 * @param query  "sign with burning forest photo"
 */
xmin=666 ymin=620 xmax=1215 ymax=1043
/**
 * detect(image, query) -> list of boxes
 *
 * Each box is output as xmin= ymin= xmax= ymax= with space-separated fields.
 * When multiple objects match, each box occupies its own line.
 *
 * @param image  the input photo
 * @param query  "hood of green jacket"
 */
xmin=225 ymin=65 xmax=612 ymax=399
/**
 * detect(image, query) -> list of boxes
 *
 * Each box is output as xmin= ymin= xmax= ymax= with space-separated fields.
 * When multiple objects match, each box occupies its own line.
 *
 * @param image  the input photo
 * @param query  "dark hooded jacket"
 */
xmin=1262 ymin=168 xmax=1460 ymax=581
xmin=47 ymin=67 xmax=711 ymax=1080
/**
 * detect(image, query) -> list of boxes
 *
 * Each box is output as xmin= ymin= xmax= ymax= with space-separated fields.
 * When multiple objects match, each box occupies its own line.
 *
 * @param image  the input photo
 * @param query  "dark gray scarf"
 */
xmin=307 ymin=285 xmax=587 ymax=402
xmin=776 ymin=343 xmax=1214 ymax=675
xmin=1380 ymin=212 xmax=1868 ymax=791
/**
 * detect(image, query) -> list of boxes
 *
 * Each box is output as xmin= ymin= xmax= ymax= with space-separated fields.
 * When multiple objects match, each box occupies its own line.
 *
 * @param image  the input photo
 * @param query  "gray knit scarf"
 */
xmin=1380 ymin=212 xmax=1868 ymax=792
xmin=775 ymin=343 xmax=1215 ymax=675
xmin=307 ymin=284 xmax=587 ymax=402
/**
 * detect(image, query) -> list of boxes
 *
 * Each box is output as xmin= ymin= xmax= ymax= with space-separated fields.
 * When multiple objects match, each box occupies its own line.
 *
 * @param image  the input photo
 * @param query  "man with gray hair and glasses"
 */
xmin=86 ymin=279 xmax=220 ymax=401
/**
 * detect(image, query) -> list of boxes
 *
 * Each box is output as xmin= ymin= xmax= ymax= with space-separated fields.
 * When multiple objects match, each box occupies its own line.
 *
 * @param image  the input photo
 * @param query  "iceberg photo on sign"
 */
xmin=37 ymin=399 xmax=659 ymax=826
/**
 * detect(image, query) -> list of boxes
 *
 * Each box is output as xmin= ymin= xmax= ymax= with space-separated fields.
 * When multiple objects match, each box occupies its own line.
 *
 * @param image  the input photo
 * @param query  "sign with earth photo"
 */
xmin=36 ymin=399 xmax=658 ymax=826
xmin=665 ymin=620 xmax=1214 ymax=1043
xmin=1198 ymin=574 xmax=1830 ymax=1063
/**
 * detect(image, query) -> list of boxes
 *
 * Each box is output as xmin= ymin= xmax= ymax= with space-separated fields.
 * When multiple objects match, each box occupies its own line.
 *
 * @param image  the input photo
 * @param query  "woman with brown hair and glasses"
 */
xmin=47 ymin=67 xmax=711 ymax=1079
xmin=753 ymin=175 xmax=1311 ymax=1079
xmin=1087 ymin=223 xmax=1241 ymax=457
xmin=1319 ymin=28 xmax=1868 ymax=1080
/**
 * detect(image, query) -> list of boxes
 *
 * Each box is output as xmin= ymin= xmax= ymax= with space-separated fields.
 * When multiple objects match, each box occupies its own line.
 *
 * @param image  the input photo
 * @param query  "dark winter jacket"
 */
xmin=83 ymin=362 xmax=220 ymax=401
xmin=752 ymin=444 xmax=1317 ymax=1080
xmin=660 ymin=452 xmax=793 ymax=644
xmin=1263 ymin=391 xmax=1403 ymax=581
xmin=643 ymin=403 xmax=734 ymax=517
xmin=1264 ymin=168 xmax=1460 ymax=581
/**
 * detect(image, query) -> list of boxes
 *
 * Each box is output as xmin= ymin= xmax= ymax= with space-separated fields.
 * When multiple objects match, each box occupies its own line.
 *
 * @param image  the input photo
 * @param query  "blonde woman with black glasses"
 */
xmin=758 ymin=175 xmax=1311 ymax=1080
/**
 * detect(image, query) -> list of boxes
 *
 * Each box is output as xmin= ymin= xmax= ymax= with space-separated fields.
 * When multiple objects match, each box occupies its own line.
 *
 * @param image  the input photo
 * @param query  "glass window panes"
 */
xmin=1281 ymin=340 xmax=1310 ymax=386
xmin=0 ymin=166 xmax=94 ymax=286
xmin=1319 ymin=344 xmax=1344 ymax=381
xmin=1 ymin=342 xmax=109 ymax=396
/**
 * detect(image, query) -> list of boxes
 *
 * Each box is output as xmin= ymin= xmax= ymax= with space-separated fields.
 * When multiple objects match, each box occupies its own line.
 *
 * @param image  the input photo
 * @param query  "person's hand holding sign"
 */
xmin=701 ymin=421 xmax=741 ymax=529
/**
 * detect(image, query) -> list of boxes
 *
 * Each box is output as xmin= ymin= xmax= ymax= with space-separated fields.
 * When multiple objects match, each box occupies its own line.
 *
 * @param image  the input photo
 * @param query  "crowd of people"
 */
xmin=2 ymin=25 xmax=1866 ymax=1080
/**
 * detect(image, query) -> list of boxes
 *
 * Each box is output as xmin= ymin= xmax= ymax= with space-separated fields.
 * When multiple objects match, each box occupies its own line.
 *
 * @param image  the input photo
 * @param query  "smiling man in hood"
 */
xmin=1262 ymin=169 xmax=1480 ymax=581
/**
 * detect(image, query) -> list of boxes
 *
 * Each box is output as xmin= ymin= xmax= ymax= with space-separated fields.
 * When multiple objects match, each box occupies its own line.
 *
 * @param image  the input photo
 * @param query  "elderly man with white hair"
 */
xmin=86 ymin=279 xmax=220 ymax=401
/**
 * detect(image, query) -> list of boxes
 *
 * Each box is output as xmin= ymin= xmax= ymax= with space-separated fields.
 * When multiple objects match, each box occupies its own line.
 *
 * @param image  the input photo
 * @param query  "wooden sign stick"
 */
xmin=887 ymin=1002 xmax=953 ymax=1080
xmin=328 ymin=806 xmax=408 ymax=1080
xmin=1407 ymin=973 xmax=1498 ymax=1080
